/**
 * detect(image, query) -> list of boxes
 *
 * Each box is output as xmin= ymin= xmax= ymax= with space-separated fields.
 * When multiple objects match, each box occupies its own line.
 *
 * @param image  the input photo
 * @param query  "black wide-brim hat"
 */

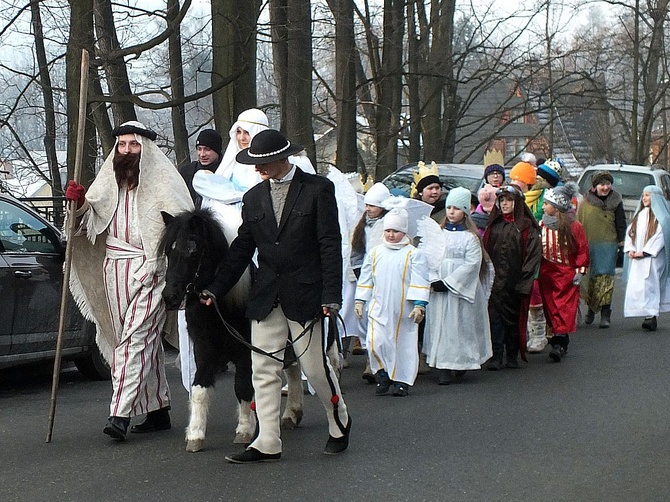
xmin=236 ymin=129 xmax=304 ymax=165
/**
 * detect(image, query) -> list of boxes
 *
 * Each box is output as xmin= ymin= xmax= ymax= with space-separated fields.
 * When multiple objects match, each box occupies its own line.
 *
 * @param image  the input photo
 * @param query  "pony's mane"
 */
xmin=159 ymin=207 xmax=230 ymax=257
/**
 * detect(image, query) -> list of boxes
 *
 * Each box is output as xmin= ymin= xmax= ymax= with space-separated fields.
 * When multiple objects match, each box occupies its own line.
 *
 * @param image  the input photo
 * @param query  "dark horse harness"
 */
xmin=182 ymin=248 xmax=333 ymax=364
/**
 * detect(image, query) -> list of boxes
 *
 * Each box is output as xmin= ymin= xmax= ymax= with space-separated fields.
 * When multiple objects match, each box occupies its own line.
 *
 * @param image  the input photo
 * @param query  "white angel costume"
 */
xmin=420 ymin=218 xmax=494 ymax=370
xmin=623 ymin=205 xmax=670 ymax=317
xmin=355 ymin=234 xmax=430 ymax=386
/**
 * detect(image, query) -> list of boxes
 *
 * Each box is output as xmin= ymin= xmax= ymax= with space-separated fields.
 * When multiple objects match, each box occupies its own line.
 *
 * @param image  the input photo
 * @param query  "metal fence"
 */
xmin=18 ymin=196 xmax=66 ymax=229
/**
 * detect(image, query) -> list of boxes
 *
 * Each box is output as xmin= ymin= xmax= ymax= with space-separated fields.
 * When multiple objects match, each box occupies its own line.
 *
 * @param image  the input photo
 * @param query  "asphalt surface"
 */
xmin=2 ymin=277 xmax=670 ymax=502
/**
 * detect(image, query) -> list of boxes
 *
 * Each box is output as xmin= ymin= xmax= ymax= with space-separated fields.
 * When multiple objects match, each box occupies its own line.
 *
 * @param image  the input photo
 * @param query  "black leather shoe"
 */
xmin=642 ymin=316 xmax=658 ymax=331
xmin=225 ymin=448 xmax=281 ymax=464
xmin=131 ymin=408 xmax=171 ymax=433
xmin=103 ymin=416 xmax=130 ymax=441
xmin=438 ymin=369 xmax=454 ymax=385
xmin=324 ymin=416 xmax=352 ymax=455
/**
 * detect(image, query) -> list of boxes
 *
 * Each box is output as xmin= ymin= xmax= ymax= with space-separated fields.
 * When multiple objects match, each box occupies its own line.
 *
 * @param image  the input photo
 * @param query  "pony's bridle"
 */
xmin=177 ymin=244 xmax=342 ymax=365
xmin=181 ymin=247 xmax=207 ymax=298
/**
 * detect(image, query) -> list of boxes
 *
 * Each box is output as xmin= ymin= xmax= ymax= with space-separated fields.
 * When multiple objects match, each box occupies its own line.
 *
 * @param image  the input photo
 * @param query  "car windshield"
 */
xmin=383 ymin=164 xmax=483 ymax=197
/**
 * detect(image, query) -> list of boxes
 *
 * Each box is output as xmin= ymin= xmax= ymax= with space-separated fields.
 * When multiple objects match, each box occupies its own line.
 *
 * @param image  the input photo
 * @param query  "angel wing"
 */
xmin=416 ymin=216 xmax=446 ymax=275
xmin=327 ymin=166 xmax=364 ymax=233
xmin=382 ymin=196 xmax=432 ymax=238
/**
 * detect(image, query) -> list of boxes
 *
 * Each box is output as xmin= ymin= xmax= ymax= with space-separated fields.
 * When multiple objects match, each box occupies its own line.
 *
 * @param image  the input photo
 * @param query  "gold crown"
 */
xmin=362 ymin=174 xmax=375 ymax=192
xmin=410 ymin=161 xmax=439 ymax=197
xmin=483 ymin=149 xmax=504 ymax=169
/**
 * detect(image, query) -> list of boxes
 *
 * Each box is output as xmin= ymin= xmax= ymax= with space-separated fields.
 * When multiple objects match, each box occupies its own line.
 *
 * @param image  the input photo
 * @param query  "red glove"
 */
xmin=65 ymin=180 xmax=86 ymax=209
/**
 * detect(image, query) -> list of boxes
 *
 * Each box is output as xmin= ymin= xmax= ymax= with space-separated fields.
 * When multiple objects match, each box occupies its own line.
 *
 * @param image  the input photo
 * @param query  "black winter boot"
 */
xmin=600 ymin=305 xmax=612 ymax=329
xmin=585 ymin=308 xmax=596 ymax=325
xmin=438 ymin=369 xmax=454 ymax=385
xmin=505 ymin=349 xmax=520 ymax=369
xmin=131 ymin=407 xmax=171 ymax=433
xmin=103 ymin=416 xmax=130 ymax=440
xmin=548 ymin=336 xmax=562 ymax=363
xmin=487 ymin=351 xmax=504 ymax=371
xmin=375 ymin=370 xmax=391 ymax=395
xmin=642 ymin=316 xmax=658 ymax=331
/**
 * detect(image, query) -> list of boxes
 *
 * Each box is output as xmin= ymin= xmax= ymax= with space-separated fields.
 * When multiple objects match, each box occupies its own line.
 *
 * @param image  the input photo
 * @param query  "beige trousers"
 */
xmin=249 ymin=305 xmax=348 ymax=454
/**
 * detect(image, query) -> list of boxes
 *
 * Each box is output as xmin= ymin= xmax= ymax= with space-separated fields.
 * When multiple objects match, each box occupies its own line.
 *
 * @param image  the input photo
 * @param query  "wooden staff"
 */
xmin=46 ymin=48 xmax=90 ymax=443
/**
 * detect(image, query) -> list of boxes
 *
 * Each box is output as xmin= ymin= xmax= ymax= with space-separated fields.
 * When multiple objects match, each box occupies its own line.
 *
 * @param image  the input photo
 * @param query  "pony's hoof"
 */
xmin=281 ymin=410 xmax=303 ymax=429
xmin=186 ymin=439 xmax=204 ymax=452
xmin=234 ymin=433 xmax=253 ymax=444
xmin=281 ymin=417 xmax=297 ymax=429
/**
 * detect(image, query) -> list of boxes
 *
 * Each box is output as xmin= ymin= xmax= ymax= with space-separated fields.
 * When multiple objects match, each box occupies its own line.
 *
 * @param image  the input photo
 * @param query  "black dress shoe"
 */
xmin=438 ymin=369 xmax=454 ymax=385
xmin=131 ymin=408 xmax=171 ymax=433
xmin=103 ymin=416 xmax=130 ymax=441
xmin=324 ymin=416 xmax=352 ymax=455
xmin=225 ymin=448 xmax=281 ymax=464
xmin=642 ymin=316 xmax=658 ymax=331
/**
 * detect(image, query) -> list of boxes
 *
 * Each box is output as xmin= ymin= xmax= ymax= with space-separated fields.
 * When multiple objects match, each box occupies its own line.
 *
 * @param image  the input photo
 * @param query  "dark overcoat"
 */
xmin=207 ymin=168 xmax=343 ymax=322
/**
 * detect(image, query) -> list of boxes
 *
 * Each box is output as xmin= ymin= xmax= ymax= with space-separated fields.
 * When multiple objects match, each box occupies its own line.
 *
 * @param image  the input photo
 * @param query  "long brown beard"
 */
xmin=113 ymin=151 xmax=140 ymax=189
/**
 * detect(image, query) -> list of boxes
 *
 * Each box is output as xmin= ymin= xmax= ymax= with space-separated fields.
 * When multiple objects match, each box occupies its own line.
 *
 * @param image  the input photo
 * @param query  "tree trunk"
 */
xmin=406 ymin=0 xmax=421 ymax=162
xmin=67 ymin=0 xmax=97 ymax=187
xmin=637 ymin=0 xmax=668 ymax=165
xmin=168 ymin=0 xmax=189 ymax=167
xmin=284 ymin=0 xmax=315 ymax=163
xmin=375 ymin=0 xmax=405 ymax=180
xmin=89 ymin=71 xmax=115 ymax=157
xmin=327 ymin=0 xmax=357 ymax=172
xmin=31 ymin=1 xmax=64 ymax=226
xmin=270 ymin=0 xmax=289 ymax=130
xmin=420 ymin=0 xmax=455 ymax=162
xmin=211 ymin=0 xmax=260 ymax=133
xmin=93 ymin=0 xmax=137 ymax=125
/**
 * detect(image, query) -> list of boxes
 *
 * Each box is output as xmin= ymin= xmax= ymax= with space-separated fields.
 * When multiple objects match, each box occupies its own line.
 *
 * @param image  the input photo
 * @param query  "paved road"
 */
xmin=2 ymin=278 xmax=670 ymax=502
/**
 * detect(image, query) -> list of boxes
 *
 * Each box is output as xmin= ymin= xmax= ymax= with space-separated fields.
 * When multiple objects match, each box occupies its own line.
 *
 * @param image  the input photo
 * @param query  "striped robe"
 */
xmin=103 ymin=187 xmax=169 ymax=417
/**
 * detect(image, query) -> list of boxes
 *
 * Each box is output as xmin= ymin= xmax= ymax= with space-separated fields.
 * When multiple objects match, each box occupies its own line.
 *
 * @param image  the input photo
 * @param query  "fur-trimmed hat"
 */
xmin=591 ymin=170 xmax=614 ymax=187
xmin=545 ymin=182 xmax=578 ymax=213
xmin=196 ymin=129 xmax=223 ymax=157
xmin=236 ymin=129 xmax=304 ymax=165
xmin=364 ymin=182 xmax=391 ymax=207
xmin=383 ymin=207 xmax=409 ymax=233
xmin=509 ymin=161 xmax=537 ymax=186
xmin=445 ymin=186 xmax=472 ymax=216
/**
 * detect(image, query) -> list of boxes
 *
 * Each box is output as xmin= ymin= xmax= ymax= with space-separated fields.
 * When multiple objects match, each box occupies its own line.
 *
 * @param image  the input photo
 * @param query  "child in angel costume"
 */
xmin=419 ymin=187 xmax=494 ymax=385
xmin=354 ymin=208 xmax=430 ymax=397
xmin=623 ymin=186 xmax=670 ymax=331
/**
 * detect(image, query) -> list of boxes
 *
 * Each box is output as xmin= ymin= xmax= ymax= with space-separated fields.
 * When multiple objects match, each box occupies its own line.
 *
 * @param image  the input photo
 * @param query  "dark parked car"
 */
xmin=382 ymin=162 xmax=485 ymax=197
xmin=0 ymin=193 xmax=109 ymax=380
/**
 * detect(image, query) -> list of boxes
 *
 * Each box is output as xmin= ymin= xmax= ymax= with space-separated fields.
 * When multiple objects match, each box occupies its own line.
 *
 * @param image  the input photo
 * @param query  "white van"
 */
xmin=577 ymin=164 xmax=670 ymax=221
